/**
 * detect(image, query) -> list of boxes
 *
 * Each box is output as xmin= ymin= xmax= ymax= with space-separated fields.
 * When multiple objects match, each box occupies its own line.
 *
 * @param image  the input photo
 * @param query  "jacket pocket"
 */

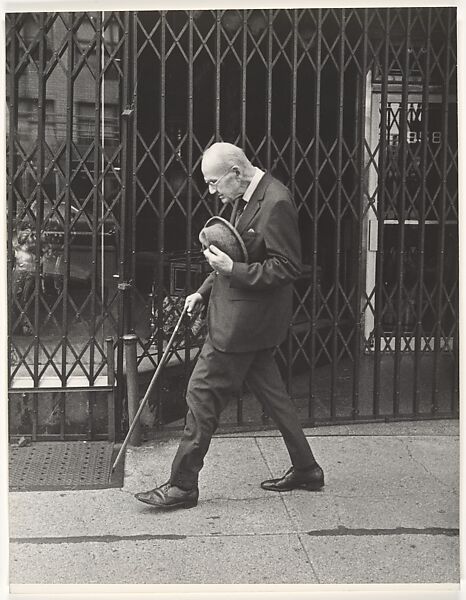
xmin=242 ymin=230 xmax=267 ymax=264
xmin=227 ymin=286 xmax=266 ymax=302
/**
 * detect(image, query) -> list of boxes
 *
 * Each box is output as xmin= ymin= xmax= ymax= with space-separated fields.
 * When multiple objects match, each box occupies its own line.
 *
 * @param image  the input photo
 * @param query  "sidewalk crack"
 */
xmin=11 ymin=526 xmax=459 ymax=546
xmin=254 ymin=437 xmax=274 ymax=478
xmin=254 ymin=438 xmax=320 ymax=582
xmin=395 ymin=437 xmax=453 ymax=490
xmin=297 ymin=532 xmax=321 ymax=583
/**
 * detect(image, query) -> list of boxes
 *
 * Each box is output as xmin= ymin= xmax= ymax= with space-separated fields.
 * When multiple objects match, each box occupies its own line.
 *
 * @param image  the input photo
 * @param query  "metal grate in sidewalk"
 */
xmin=9 ymin=442 xmax=124 ymax=491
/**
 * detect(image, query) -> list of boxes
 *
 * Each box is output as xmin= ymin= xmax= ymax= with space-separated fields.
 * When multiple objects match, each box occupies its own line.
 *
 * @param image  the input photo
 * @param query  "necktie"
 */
xmin=231 ymin=197 xmax=247 ymax=227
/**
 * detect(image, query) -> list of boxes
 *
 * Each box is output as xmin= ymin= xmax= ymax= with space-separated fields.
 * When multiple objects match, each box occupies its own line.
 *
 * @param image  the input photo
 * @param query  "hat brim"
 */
xmin=201 ymin=216 xmax=248 ymax=263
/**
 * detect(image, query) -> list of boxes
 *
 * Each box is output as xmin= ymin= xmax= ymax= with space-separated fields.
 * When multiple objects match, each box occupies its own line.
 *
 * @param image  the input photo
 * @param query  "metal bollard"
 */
xmin=106 ymin=337 xmax=116 ymax=442
xmin=123 ymin=334 xmax=141 ymax=446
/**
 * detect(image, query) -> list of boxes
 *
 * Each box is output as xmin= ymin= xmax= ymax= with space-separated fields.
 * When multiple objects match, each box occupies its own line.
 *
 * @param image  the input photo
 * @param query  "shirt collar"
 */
xmin=242 ymin=167 xmax=265 ymax=203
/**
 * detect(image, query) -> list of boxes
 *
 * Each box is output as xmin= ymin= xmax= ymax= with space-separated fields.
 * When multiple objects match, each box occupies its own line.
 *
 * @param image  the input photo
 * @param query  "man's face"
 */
xmin=202 ymin=157 xmax=241 ymax=205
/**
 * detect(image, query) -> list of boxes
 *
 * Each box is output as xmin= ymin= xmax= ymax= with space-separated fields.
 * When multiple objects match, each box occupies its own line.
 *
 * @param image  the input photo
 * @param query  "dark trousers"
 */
xmin=170 ymin=336 xmax=316 ymax=490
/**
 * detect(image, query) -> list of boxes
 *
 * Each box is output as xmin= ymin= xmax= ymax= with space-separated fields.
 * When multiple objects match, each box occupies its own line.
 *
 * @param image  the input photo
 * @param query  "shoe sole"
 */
xmin=261 ymin=482 xmax=324 ymax=492
xmin=135 ymin=495 xmax=198 ymax=509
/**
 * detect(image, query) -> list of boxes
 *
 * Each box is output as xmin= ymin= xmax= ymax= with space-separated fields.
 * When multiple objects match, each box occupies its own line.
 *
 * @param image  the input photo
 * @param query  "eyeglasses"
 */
xmin=206 ymin=167 xmax=233 ymax=191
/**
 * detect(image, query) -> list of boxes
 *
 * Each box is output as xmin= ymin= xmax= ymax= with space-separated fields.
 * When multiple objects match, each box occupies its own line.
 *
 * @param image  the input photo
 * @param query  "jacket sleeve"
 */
xmin=196 ymin=271 xmax=215 ymax=303
xmin=229 ymin=197 xmax=302 ymax=291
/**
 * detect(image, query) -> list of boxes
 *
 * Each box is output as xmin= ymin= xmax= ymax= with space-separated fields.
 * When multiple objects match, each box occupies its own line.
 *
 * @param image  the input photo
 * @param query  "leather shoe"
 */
xmin=261 ymin=465 xmax=324 ymax=492
xmin=134 ymin=482 xmax=199 ymax=509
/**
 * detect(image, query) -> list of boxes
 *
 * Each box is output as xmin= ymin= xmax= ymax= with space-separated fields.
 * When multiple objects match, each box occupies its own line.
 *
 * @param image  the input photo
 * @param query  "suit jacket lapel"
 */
xmin=236 ymin=173 xmax=271 ymax=234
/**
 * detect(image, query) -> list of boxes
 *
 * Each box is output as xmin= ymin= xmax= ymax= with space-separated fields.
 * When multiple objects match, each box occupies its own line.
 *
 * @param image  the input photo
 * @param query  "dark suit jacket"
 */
xmin=197 ymin=173 xmax=302 ymax=353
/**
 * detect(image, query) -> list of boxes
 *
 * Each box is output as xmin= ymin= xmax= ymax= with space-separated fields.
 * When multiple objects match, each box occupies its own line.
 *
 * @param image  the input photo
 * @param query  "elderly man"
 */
xmin=135 ymin=142 xmax=323 ymax=509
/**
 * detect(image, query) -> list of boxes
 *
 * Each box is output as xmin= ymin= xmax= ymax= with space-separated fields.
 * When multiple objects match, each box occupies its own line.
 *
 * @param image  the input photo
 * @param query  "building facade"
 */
xmin=6 ymin=9 xmax=458 ymax=440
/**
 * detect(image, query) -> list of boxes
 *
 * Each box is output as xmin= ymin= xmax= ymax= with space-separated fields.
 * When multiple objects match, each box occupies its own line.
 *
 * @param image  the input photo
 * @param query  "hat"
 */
xmin=199 ymin=216 xmax=248 ymax=263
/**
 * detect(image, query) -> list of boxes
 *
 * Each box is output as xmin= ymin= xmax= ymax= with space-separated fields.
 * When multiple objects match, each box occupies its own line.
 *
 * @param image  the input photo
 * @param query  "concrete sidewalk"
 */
xmin=8 ymin=420 xmax=460 ymax=588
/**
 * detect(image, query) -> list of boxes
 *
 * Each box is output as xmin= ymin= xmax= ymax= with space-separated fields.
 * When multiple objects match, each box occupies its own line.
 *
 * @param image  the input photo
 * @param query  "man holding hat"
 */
xmin=135 ymin=142 xmax=323 ymax=509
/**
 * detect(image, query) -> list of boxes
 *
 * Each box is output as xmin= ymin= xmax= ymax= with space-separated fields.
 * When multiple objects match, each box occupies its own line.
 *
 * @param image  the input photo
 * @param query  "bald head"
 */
xmin=202 ymin=142 xmax=253 ymax=173
xmin=201 ymin=142 xmax=257 ymax=204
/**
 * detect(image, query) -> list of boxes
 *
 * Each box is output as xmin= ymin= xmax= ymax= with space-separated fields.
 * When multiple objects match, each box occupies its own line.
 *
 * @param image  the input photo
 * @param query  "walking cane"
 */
xmin=111 ymin=304 xmax=189 ymax=473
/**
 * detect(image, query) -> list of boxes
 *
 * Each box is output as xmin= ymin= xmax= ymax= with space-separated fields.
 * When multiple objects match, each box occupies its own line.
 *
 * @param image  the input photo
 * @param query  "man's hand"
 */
xmin=204 ymin=244 xmax=234 ymax=276
xmin=184 ymin=292 xmax=204 ymax=317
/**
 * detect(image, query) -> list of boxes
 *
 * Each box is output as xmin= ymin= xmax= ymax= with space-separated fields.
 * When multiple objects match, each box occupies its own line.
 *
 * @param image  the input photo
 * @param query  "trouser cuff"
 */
xmin=170 ymin=475 xmax=198 ymax=491
xmin=294 ymin=461 xmax=318 ymax=472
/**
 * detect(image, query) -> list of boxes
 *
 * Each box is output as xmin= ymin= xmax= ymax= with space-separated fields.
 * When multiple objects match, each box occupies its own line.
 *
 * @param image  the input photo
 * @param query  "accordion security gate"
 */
xmin=6 ymin=9 xmax=458 ymax=440
xmin=6 ymin=12 xmax=130 ymax=440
